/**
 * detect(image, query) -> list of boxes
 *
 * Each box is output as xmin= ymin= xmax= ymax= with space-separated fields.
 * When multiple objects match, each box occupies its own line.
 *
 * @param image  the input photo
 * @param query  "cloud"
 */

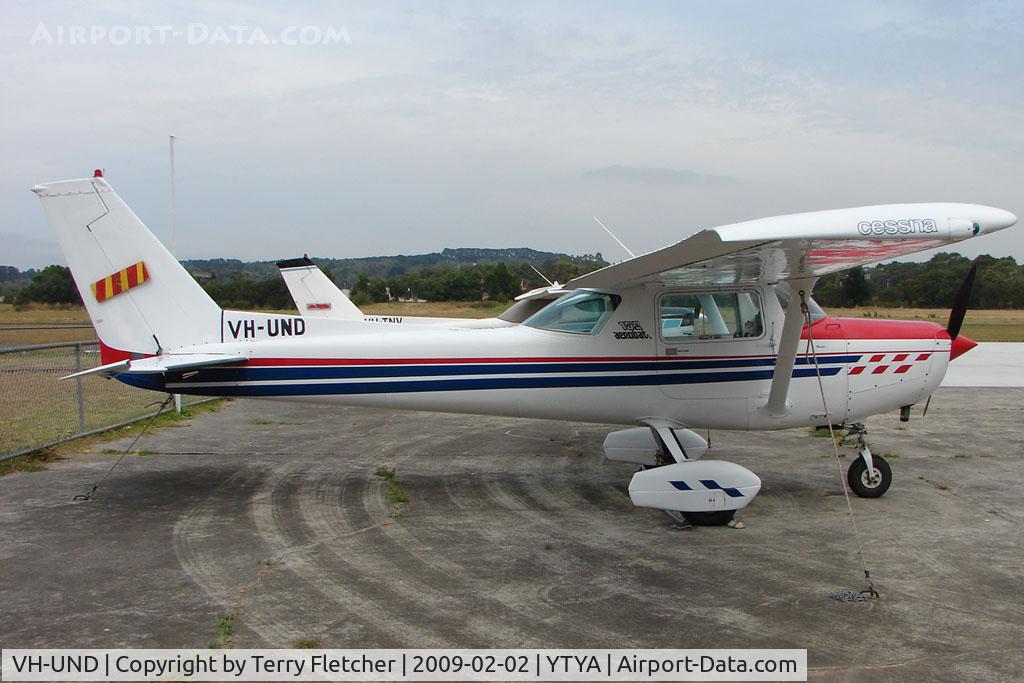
xmin=0 ymin=233 xmax=63 ymax=269
xmin=582 ymin=165 xmax=736 ymax=185
xmin=2 ymin=2 xmax=1022 ymax=266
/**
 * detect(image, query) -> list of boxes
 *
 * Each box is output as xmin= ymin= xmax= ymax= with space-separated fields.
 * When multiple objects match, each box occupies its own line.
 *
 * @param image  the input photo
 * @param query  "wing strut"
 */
xmin=763 ymin=277 xmax=817 ymax=416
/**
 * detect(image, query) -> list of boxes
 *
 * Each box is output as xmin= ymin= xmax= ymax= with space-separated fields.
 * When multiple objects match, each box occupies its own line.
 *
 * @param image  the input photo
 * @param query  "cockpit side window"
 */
xmin=659 ymin=291 xmax=764 ymax=341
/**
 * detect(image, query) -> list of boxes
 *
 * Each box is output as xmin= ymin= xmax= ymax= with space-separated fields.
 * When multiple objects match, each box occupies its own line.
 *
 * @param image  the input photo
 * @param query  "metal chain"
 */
xmin=798 ymin=291 xmax=878 ymax=599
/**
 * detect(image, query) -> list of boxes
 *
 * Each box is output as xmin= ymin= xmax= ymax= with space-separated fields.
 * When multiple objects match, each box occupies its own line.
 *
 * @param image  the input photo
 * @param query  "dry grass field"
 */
xmin=827 ymin=306 xmax=1024 ymax=342
xmin=0 ymin=342 xmax=214 ymax=457
xmin=3 ymin=302 xmax=1022 ymax=342
xmin=361 ymin=300 xmax=509 ymax=318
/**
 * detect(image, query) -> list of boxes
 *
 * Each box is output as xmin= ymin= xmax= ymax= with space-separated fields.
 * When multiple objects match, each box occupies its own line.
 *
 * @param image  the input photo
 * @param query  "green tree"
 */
xmin=15 ymin=265 xmax=81 ymax=305
xmin=483 ymin=263 xmax=520 ymax=299
xmin=351 ymin=273 xmax=388 ymax=303
xmin=0 ymin=265 xmax=21 ymax=283
xmin=840 ymin=267 xmax=871 ymax=306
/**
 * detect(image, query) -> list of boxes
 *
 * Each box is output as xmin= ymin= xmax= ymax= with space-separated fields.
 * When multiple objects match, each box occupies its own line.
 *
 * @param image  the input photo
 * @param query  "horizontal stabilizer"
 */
xmin=514 ymin=285 xmax=565 ymax=302
xmin=127 ymin=354 xmax=249 ymax=374
xmin=59 ymin=353 xmax=247 ymax=380
xmin=60 ymin=359 xmax=131 ymax=381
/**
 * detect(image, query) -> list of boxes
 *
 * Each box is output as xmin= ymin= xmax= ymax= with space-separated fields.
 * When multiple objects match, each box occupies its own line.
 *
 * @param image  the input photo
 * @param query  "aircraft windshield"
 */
xmin=524 ymin=291 xmax=620 ymax=335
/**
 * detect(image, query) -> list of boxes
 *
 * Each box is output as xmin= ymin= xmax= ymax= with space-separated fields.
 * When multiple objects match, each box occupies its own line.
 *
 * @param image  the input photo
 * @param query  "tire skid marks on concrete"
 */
xmin=250 ymin=462 xmax=445 ymax=648
xmin=415 ymin=473 xmax=622 ymax=644
xmin=301 ymin=464 xmax=541 ymax=647
xmin=173 ymin=468 xmax=319 ymax=646
xmin=491 ymin=472 xmax=818 ymax=647
xmin=471 ymin=474 xmax=631 ymax=643
xmin=359 ymin=500 xmax=563 ymax=647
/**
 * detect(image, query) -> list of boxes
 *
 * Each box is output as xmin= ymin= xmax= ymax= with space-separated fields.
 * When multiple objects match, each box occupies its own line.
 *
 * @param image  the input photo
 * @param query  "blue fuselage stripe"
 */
xmin=161 ymin=354 xmax=861 ymax=383
xmin=122 ymin=365 xmax=844 ymax=397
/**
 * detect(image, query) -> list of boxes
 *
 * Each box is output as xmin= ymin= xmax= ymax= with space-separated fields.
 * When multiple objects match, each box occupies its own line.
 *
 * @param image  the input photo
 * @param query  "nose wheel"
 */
xmin=842 ymin=424 xmax=892 ymax=498
xmin=847 ymin=454 xmax=891 ymax=498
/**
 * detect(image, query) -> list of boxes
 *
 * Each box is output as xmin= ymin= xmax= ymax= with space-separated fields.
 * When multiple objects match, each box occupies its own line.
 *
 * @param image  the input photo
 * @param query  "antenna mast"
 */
xmin=592 ymin=216 xmax=635 ymax=258
xmin=169 ymin=135 xmax=177 ymax=256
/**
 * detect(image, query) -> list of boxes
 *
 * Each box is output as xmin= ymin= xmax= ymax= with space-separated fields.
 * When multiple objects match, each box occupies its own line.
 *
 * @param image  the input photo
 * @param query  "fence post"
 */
xmin=75 ymin=342 xmax=86 ymax=432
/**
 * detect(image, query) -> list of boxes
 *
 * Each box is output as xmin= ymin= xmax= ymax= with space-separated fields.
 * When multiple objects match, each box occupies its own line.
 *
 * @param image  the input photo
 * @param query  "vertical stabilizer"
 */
xmin=32 ymin=174 xmax=221 ymax=355
xmin=277 ymin=256 xmax=364 ymax=319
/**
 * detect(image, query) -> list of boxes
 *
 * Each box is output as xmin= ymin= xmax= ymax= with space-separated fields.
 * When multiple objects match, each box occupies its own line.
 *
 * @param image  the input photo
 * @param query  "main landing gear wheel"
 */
xmin=678 ymin=509 xmax=736 ymax=526
xmin=847 ymin=454 xmax=892 ymax=498
xmin=663 ymin=509 xmax=735 ymax=527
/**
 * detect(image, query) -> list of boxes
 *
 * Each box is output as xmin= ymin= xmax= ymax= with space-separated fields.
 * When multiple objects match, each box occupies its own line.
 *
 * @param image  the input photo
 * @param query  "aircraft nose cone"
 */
xmin=973 ymin=206 xmax=1017 ymax=234
xmin=950 ymin=335 xmax=977 ymax=361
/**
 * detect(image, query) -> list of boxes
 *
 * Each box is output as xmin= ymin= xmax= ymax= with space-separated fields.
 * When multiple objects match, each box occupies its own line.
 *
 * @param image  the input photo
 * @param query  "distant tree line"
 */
xmin=182 ymin=247 xmax=607 ymax=289
xmin=813 ymin=253 xmax=1024 ymax=308
xmin=8 ymin=252 xmax=1024 ymax=310
xmin=348 ymin=260 xmax=597 ymax=306
xmin=7 ymin=265 xmax=82 ymax=306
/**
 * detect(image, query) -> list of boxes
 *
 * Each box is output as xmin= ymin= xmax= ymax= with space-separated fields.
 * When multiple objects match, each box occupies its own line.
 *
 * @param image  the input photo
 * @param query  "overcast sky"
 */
xmin=3 ymin=0 xmax=1023 ymax=269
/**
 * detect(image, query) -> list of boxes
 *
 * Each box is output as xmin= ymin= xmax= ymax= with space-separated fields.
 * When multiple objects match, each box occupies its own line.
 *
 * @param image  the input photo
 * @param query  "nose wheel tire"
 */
xmin=847 ymin=454 xmax=892 ymax=498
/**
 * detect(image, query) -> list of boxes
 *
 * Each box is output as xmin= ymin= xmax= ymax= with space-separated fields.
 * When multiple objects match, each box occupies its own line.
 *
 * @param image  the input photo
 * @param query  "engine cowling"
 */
xmin=629 ymin=460 xmax=761 ymax=513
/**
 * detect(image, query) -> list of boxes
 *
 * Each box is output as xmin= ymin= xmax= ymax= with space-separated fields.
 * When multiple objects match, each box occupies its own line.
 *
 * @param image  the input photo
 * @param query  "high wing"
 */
xmin=567 ymin=203 xmax=1017 ymax=290
xmin=569 ymin=202 xmax=1017 ymax=418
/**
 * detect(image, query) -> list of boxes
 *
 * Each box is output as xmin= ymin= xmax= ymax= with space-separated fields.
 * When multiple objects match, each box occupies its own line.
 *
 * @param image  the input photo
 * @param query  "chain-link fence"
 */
xmin=0 ymin=339 xmax=211 ymax=461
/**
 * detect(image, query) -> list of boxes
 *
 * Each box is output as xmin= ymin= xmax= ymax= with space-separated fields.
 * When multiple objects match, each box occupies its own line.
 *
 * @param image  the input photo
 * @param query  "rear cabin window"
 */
xmin=524 ymin=291 xmax=620 ymax=335
xmin=659 ymin=291 xmax=763 ymax=341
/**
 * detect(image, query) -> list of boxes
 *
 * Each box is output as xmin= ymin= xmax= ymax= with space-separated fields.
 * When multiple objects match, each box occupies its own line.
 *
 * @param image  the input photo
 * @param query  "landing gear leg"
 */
xmin=845 ymin=423 xmax=892 ymax=498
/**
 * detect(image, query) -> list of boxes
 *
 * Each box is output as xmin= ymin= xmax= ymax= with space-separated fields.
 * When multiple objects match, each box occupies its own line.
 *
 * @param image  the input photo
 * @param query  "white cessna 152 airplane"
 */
xmin=35 ymin=171 xmax=1016 ymax=525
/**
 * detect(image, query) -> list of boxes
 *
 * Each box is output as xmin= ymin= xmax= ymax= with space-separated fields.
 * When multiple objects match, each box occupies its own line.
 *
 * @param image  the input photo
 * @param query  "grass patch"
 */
xmin=809 ymin=426 xmax=847 ymax=445
xmin=292 ymin=637 xmax=321 ymax=649
xmin=0 ymin=335 xmax=227 ymax=456
xmin=70 ymin=400 xmax=226 ymax=453
xmin=549 ymin=437 xmax=585 ymax=456
xmin=211 ymin=614 xmax=236 ymax=649
xmin=1 ymin=400 xmax=226 ymax=478
xmin=374 ymin=465 xmax=410 ymax=516
xmin=0 ymin=448 xmax=63 ymax=476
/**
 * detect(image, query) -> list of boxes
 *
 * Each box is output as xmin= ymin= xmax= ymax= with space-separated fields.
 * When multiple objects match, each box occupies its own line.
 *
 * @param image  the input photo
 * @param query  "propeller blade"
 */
xmin=946 ymin=263 xmax=977 ymax=340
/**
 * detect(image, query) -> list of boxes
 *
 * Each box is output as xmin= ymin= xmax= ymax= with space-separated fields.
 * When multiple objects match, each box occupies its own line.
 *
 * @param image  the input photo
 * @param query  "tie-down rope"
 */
xmin=798 ymin=290 xmax=879 ymax=601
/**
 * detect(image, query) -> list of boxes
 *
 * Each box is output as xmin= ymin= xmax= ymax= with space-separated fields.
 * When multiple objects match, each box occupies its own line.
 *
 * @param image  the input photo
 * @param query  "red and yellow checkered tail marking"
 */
xmin=91 ymin=261 xmax=150 ymax=303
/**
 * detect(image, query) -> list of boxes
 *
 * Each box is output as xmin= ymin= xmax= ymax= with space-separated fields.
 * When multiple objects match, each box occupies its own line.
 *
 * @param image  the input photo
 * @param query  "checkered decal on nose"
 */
xmin=849 ymin=352 xmax=931 ymax=376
